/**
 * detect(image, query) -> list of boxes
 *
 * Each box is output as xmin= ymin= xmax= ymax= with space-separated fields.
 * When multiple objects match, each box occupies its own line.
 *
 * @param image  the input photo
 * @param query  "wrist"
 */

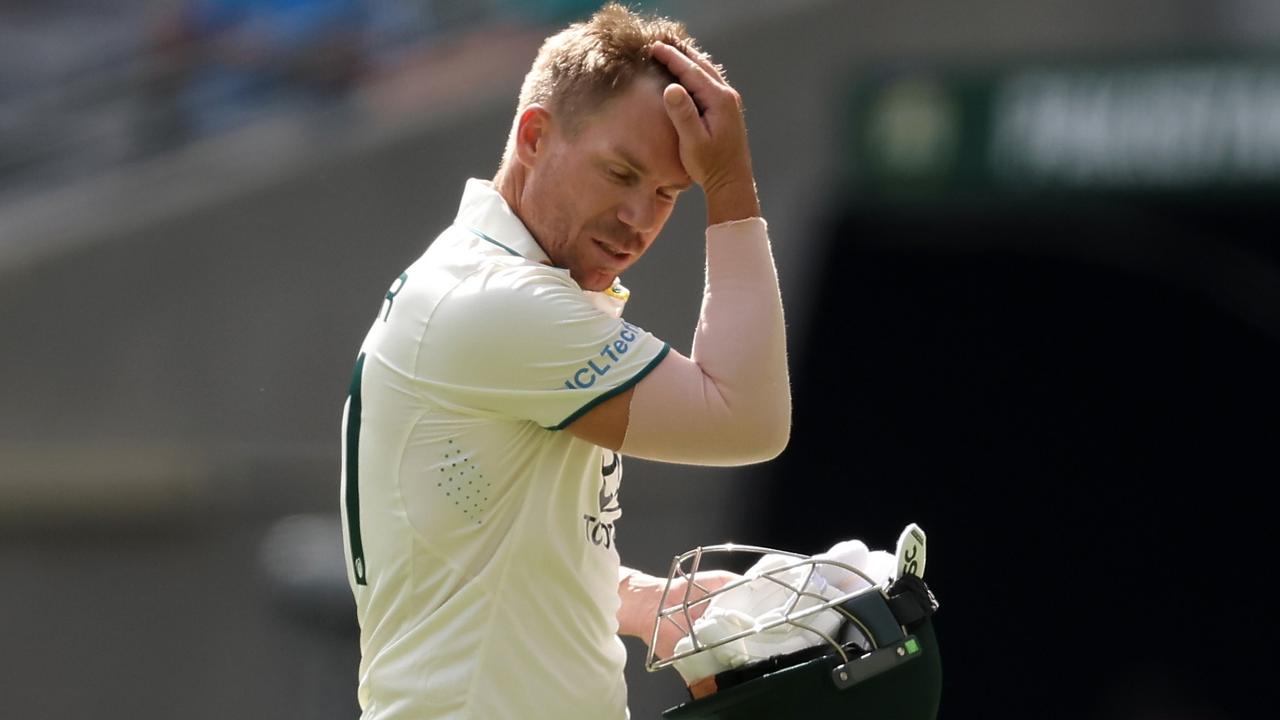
xmin=704 ymin=177 xmax=761 ymax=226
xmin=617 ymin=568 xmax=661 ymax=639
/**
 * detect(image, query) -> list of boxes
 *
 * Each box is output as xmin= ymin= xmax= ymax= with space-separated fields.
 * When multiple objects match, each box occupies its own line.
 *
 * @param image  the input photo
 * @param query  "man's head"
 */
xmin=495 ymin=3 xmax=699 ymax=291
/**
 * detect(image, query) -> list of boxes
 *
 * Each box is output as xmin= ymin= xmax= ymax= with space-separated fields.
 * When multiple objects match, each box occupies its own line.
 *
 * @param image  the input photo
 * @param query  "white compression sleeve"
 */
xmin=620 ymin=217 xmax=791 ymax=466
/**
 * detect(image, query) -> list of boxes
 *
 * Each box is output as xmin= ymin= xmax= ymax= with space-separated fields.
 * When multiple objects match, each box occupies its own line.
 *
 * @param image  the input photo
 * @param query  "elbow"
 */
xmin=762 ymin=413 xmax=792 ymax=461
xmin=620 ymin=374 xmax=792 ymax=466
xmin=735 ymin=358 xmax=792 ymax=463
xmin=747 ymin=400 xmax=792 ymax=463
xmin=720 ymin=393 xmax=791 ymax=465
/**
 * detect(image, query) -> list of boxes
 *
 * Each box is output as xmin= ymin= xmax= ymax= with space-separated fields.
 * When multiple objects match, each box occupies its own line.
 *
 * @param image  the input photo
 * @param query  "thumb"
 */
xmin=663 ymin=83 xmax=706 ymax=141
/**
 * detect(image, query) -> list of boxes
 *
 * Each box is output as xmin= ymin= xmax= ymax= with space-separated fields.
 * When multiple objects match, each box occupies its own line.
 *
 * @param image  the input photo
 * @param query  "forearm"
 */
xmin=620 ymin=216 xmax=791 ymax=465
xmin=622 ymin=43 xmax=790 ymax=464
xmin=617 ymin=566 xmax=662 ymax=640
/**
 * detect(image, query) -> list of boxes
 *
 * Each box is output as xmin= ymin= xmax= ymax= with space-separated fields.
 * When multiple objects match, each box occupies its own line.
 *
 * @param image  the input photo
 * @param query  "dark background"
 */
xmin=766 ymin=193 xmax=1279 ymax=719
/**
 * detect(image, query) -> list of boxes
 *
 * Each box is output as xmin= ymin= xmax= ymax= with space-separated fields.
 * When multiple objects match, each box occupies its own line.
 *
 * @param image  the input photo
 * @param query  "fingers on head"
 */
xmin=652 ymin=42 xmax=717 ymax=90
xmin=653 ymin=40 xmax=725 ymax=81
xmin=663 ymin=84 xmax=710 ymax=137
xmin=663 ymin=46 xmax=740 ymax=109
xmin=685 ymin=46 xmax=728 ymax=85
xmin=663 ymin=83 xmax=695 ymax=116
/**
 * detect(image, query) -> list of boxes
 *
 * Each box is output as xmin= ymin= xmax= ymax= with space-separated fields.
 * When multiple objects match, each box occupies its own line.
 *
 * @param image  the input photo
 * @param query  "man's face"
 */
xmin=519 ymin=74 xmax=693 ymax=292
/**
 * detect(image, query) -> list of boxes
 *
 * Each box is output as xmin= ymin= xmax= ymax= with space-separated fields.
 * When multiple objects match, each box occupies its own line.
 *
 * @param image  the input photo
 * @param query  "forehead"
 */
xmin=565 ymin=75 xmax=688 ymax=184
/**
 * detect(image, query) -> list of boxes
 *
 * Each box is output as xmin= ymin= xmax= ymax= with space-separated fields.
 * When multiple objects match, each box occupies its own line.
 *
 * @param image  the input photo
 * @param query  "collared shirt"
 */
xmin=340 ymin=179 xmax=669 ymax=719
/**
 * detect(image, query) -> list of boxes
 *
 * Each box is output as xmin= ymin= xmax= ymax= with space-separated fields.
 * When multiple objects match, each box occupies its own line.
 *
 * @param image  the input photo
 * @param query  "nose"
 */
xmin=617 ymin=192 xmax=661 ymax=234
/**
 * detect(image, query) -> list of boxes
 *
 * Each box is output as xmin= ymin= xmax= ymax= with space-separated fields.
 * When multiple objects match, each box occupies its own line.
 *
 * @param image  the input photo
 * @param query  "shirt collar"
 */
xmin=454 ymin=178 xmax=552 ymax=265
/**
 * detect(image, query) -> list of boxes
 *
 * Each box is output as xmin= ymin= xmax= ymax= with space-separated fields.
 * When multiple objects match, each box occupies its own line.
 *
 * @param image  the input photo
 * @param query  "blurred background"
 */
xmin=2 ymin=0 xmax=1278 ymax=718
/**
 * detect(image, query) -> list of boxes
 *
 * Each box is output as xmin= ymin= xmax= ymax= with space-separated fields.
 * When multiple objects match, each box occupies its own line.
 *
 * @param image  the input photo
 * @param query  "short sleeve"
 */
xmin=416 ymin=265 xmax=669 ymax=429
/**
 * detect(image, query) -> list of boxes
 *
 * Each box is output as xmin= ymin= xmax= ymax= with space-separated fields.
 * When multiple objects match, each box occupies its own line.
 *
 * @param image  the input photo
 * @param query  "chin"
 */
xmin=574 ymin=270 xmax=616 ymax=292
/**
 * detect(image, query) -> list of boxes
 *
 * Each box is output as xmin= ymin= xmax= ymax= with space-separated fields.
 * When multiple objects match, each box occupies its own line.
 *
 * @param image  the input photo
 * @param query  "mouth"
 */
xmin=592 ymin=237 xmax=634 ymax=264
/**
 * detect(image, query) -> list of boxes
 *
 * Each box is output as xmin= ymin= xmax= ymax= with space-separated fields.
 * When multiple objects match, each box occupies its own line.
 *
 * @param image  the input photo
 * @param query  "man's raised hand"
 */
xmin=651 ymin=42 xmax=760 ymax=224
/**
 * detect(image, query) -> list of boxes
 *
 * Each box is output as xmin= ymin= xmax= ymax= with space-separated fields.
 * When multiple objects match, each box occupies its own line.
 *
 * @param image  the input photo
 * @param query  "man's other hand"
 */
xmin=617 ymin=567 xmax=741 ymax=661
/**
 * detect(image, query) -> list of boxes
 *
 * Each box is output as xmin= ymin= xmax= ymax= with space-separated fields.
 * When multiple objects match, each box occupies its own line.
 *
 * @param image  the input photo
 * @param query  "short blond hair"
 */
xmin=500 ymin=3 xmax=697 ymax=165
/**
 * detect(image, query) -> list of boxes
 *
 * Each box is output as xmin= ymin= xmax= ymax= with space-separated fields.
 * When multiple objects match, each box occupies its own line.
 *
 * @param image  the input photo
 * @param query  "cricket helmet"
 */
xmin=647 ymin=525 xmax=941 ymax=719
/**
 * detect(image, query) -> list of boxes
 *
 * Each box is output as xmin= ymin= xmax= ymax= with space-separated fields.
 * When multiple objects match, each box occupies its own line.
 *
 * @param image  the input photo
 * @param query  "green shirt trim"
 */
xmin=550 ymin=343 xmax=671 ymax=431
xmin=466 ymin=227 xmax=521 ymax=257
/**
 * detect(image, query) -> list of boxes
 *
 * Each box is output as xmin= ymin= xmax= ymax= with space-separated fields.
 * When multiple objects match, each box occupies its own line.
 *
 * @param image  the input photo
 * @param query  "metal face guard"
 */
xmin=646 ymin=543 xmax=888 ymax=676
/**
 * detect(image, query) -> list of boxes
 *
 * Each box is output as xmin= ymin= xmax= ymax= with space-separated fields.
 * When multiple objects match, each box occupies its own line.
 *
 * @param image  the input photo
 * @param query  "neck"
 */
xmin=492 ymin=161 xmax=556 ymax=264
xmin=492 ymin=162 xmax=528 ymax=225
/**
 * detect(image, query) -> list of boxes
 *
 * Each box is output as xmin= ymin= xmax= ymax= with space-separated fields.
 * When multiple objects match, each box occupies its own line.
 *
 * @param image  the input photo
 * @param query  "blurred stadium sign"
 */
xmin=847 ymin=56 xmax=1280 ymax=194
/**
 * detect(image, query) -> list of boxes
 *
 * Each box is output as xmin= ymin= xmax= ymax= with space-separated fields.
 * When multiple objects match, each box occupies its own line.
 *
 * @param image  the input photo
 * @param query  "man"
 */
xmin=340 ymin=5 xmax=790 ymax=718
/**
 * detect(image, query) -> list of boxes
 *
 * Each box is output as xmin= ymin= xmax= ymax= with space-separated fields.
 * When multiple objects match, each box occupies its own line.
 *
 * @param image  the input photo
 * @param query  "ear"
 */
xmin=513 ymin=104 xmax=553 ymax=169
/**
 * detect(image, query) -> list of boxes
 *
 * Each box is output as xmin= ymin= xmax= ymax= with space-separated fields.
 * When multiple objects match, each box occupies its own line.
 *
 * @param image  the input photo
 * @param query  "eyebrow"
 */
xmin=614 ymin=147 xmax=694 ymax=191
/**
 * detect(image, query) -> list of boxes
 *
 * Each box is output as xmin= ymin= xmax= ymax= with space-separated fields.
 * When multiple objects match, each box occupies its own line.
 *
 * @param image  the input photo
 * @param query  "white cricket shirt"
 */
xmin=339 ymin=179 xmax=669 ymax=719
